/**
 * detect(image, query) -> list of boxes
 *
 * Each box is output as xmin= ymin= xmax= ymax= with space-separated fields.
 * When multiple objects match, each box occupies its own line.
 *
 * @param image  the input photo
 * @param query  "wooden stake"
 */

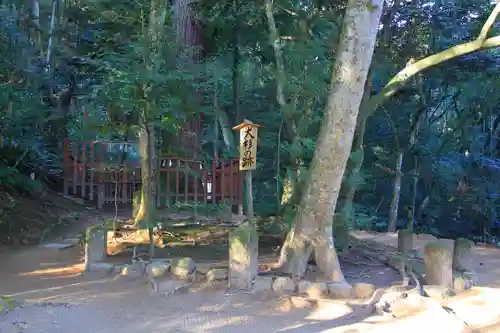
xmin=245 ymin=171 xmax=254 ymax=220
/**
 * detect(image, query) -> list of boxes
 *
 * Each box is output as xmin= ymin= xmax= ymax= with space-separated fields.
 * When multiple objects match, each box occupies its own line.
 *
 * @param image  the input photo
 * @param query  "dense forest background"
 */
xmin=0 ymin=0 xmax=499 ymax=246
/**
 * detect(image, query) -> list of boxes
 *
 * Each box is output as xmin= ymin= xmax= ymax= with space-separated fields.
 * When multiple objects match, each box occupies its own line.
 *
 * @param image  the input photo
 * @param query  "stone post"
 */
xmin=84 ymin=225 xmax=107 ymax=272
xmin=424 ymin=242 xmax=453 ymax=288
xmin=453 ymin=238 xmax=475 ymax=272
xmin=397 ymin=229 xmax=414 ymax=257
xmin=228 ymin=222 xmax=258 ymax=290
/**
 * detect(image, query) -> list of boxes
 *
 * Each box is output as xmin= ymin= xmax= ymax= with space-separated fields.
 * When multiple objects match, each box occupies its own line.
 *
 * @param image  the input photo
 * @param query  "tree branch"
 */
xmin=477 ymin=1 xmax=500 ymax=42
xmin=360 ymin=35 xmax=500 ymax=121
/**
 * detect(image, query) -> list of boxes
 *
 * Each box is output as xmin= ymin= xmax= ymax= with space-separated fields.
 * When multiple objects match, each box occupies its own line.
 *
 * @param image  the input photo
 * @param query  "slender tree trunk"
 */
xmin=279 ymin=0 xmax=384 ymax=281
xmin=388 ymin=150 xmax=403 ymax=232
xmin=134 ymin=0 xmax=167 ymax=259
xmin=45 ymin=0 xmax=57 ymax=70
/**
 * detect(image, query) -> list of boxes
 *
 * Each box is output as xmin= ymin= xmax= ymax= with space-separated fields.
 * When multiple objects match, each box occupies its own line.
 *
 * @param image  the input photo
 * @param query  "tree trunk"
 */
xmin=133 ymin=0 xmax=167 ymax=258
xmin=279 ymin=0 xmax=384 ymax=281
xmin=388 ymin=150 xmax=403 ymax=233
xmin=334 ymin=69 xmax=372 ymax=245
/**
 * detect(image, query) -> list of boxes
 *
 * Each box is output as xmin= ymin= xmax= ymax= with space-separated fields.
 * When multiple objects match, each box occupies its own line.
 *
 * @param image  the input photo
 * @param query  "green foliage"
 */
xmin=1 ymin=0 xmax=499 ymax=244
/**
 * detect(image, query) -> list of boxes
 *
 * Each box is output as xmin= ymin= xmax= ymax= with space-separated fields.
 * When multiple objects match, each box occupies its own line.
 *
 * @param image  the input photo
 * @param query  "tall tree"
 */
xmin=279 ymin=0 xmax=384 ymax=281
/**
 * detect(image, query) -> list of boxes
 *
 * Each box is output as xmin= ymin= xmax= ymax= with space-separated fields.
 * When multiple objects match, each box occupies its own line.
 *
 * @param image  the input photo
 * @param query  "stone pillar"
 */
xmin=84 ymin=225 xmax=107 ymax=272
xmin=453 ymin=238 xmax=475 ymax=272
xmin=229 ymin=223 xmax=258 ymax=290
xmin=397 ymin=229 xmax=414 ymax=257
xmin=424 ymin=243 xmax=453 ymax=288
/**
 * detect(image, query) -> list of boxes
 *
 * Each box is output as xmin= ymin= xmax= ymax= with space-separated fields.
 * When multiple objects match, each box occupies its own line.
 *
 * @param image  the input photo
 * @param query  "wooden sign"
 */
xmin=232 ymin=119 xmax=263 ymax=171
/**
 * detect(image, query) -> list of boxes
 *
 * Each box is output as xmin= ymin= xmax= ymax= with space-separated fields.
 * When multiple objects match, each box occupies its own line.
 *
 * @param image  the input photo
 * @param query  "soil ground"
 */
xmin=1 ymin=211 xmax=500 ymax=332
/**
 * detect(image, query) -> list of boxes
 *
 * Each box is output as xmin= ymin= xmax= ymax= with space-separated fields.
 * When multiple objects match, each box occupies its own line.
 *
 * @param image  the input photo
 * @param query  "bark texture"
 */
xmin=279 ymin=0 xmax=384 ymax=282
xmin=388 ymin=150 xmax=403 ymax=232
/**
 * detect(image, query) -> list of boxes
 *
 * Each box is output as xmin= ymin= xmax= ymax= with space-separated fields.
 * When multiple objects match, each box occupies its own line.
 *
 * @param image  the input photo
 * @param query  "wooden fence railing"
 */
xmin=63 ymin=139 xmax=243 ymax=210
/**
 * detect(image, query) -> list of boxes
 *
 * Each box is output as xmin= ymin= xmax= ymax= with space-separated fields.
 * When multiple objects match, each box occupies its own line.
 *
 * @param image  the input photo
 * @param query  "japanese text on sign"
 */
xmin=238 ymin=125 xmax=258 ymax=171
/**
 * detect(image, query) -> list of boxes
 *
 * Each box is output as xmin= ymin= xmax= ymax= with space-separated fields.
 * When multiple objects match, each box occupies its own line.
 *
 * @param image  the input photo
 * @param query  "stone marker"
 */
xmin=228 ymin=223 xmax=258 ymax=290
xmin=452 ymin=238 xmax=475 ymax=271
xmin=397 ymin=229 xmax=414 ymax=257
xmin=83 ymin=225 xmax=107 ymax=272
xmin=424 ymin=242 xmax=453 ymax=288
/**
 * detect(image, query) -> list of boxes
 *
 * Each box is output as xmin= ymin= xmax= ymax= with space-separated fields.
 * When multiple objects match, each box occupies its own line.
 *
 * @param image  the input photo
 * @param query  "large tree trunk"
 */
xmin=279 ymin=0 xmax=384 ymax=282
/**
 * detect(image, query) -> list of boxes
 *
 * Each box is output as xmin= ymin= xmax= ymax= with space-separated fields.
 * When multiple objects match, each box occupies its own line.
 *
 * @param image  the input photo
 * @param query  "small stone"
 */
xmin=253 ymin=276 xmax=273 ymax=292
xmin=327 ymin=282 xmax=353 ymax=299
xmin=171 ymin=257 xmax=196 ymax=278
xmin=353 ymin=282 xmax=376 ymax=299
xmin=120 ymin=263 xmax=145 ymax=278
xmin=272 ymin=277 xmax=296 ymax=294
xmin=146 ymin=262 xmax=170 ymax=278
xmin=206 ymin=268 xmax=229 ymax=283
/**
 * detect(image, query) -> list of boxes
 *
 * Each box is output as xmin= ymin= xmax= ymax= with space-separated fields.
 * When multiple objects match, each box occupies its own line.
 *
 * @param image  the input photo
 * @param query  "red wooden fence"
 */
xmin=63 ymin=139 xmax=243 ymax=210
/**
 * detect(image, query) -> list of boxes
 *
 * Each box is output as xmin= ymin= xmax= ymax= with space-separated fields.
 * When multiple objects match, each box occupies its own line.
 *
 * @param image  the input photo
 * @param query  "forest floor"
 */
xmin=1 ymin=208 xmax=500 ymax=332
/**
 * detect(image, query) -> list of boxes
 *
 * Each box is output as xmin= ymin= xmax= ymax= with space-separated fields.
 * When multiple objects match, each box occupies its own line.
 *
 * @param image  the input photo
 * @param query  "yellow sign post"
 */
xmin=233 ymin=119 xmax=262 ymax=219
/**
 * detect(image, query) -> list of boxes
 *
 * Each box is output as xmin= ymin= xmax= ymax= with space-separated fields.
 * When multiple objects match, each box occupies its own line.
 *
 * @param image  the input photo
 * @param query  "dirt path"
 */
xmin=1 ymin=226 xmax=500 ymax=332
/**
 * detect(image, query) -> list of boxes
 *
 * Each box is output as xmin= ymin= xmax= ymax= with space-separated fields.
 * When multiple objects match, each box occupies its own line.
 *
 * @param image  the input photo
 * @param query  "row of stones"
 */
xmin=88 ymin=257 xmax=376 ymax=300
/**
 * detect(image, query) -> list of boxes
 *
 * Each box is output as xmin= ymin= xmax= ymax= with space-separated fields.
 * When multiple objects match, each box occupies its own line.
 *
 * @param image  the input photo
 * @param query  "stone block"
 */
xmin=424 ymin=243 xmax=453 ymax=288
xmin=272 ymin=277 xmax=295 ymax=294
xmin=228 ymin=223 xmax=258 ymax=290
xmin=84 ymin=225 xmax=107 ymax=271
xmin=397 ymin=229 xmax=414 ymax=257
